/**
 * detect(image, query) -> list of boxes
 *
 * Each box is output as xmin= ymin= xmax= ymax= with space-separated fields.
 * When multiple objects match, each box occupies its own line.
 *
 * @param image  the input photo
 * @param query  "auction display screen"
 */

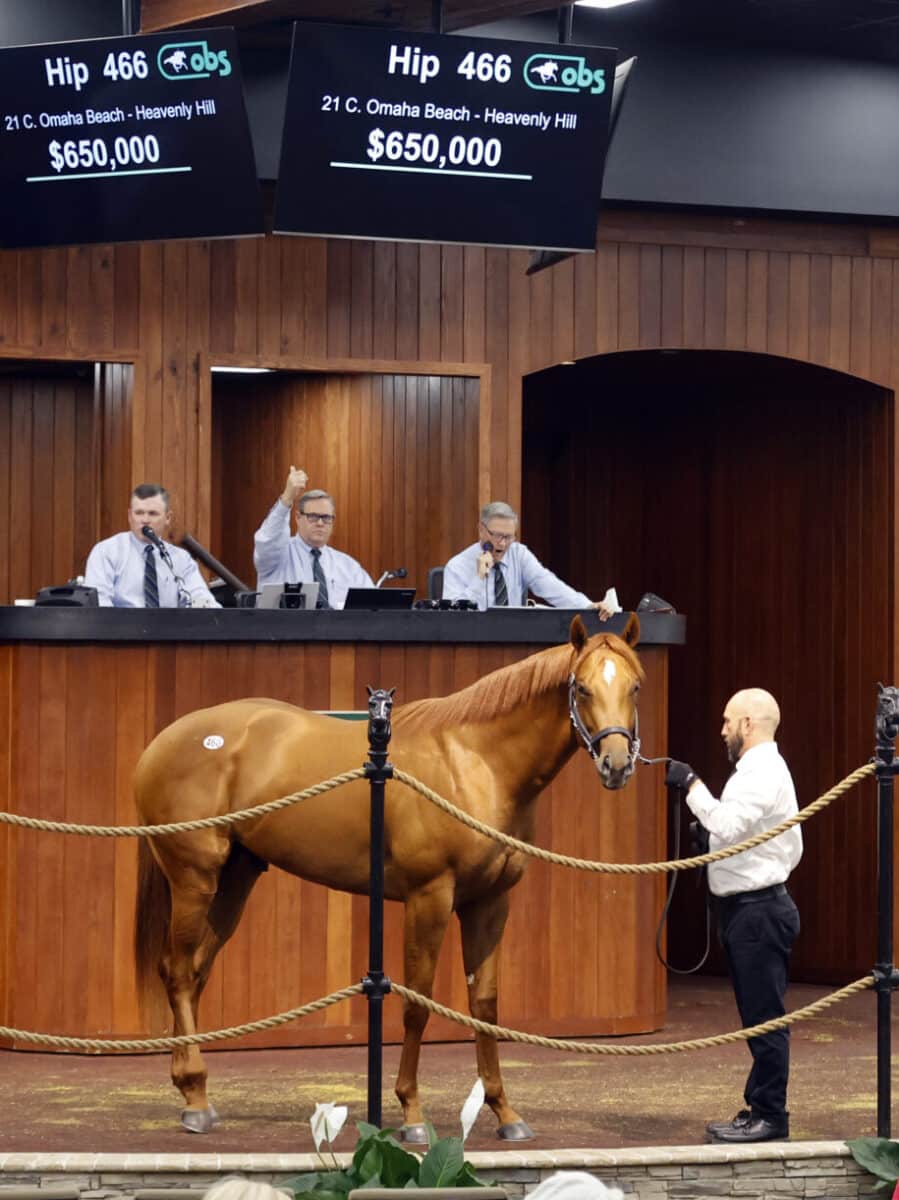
xmin=274 ymin=24 xmax=616 ymax=252
xmin=0 ymin=29 xmax=263 ymax=248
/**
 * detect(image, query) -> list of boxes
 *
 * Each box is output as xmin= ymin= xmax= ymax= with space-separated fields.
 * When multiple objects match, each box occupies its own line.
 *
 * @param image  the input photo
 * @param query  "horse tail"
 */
xmin=134 ymin=839 xmax=171 ymax=1027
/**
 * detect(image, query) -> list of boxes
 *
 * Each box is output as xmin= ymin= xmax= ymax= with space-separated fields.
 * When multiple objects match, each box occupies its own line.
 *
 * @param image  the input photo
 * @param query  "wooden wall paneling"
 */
xmin=441 ymin=244 xmax=464 ymax=363
xmin=0 ymin=252 xmax=20 ymax=348
xmin=327 ymin=239 xmax=352 ymax=358
xmin=870 ymin=259 xmax=894 ymax=386
xmin=0 ymin=385 xmax=10 ymax=602
xmin=702 ymin=247 xmax=726 ymax=348
xmin=849 ymin=256 xmax=873 ymax=381
xmin=257 ymin=237 xmax=282 ymax=363
xmin=787 ymin=252 xmax=811 ymax=362
xmin=550 ymin=255 xmax=575 ymax=366
xmin=724 ymin=249 xmax=748 ymax=350
xmin=681 ymin=246 xmax=705 ymax=348
xmin=395 ymin=242 xmax=420 ymax=363
xmin=808 ymin=253 xmax=832 ymax=365
xmin=463 ymin=245 xmax=486 ymax=364
xmin=373 ymin=241 xmax=398 ymax=361
xmin=17 ymin=248 xmax=42 ymax=350
xmin=39 ymin=249 xmax=69 ymax=351
xmin=233 ymin=238 xmax=261 ymax=359
xmin=828 ymin=255 xmax=852 ymax=373
xmin=638 ymin=244 xmax=662 ymax=350
xmin=417 ymin=244 xmax=442 ymax=362
xmin=209 ymin=240 xmax=238 ymax=356
xmin=350 ymin=240 xmax=374 ymax=359
xmin=522 ymin=352 xmax=892 ymax=979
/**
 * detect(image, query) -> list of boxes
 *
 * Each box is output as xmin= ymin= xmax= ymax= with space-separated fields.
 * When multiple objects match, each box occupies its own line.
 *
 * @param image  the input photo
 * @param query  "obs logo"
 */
xmin=524 ymin=53 xmax=605 ymax=95
xmin=157 ymin=40 xmax=232 ymax=80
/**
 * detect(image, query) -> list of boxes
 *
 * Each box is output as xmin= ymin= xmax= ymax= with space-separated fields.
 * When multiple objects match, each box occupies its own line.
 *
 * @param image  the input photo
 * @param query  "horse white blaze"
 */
xmin=602 ymin=658 xmax=617 ymax=686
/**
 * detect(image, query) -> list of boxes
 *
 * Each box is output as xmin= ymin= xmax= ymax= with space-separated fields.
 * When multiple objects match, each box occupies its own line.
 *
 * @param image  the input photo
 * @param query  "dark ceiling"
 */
xmin=137 ymin=0 xmax=899 ymax=62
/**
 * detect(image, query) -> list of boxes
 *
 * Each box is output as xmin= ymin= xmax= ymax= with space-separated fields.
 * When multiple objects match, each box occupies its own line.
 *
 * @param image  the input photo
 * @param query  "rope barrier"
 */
xmin=393 ymin=976 xmax=876 ymax=1054
xmin=0 ymin=985 xmax=364 ymax=1052
xmin=0 ymin=976 xmax=873 ymax=1056
xmin=0 ymin=769 xmax=366 ymax=836
xmin=392 ymin=762 xmax=876 ymax=874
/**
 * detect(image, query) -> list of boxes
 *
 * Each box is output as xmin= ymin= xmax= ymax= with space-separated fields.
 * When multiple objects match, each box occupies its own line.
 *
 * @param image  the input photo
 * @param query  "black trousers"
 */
xmin=717 ymin=886 xmax=800 ymax=1120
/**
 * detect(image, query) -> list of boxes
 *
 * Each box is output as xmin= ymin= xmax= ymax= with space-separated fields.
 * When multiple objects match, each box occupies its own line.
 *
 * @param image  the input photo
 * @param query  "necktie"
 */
xmin=493 ymin=562 xmax=508 ymax=607
xmin=310 ymin=548 xmax=330 ymax=609
xmin=144 ymin=544 xmax=160 ymax=608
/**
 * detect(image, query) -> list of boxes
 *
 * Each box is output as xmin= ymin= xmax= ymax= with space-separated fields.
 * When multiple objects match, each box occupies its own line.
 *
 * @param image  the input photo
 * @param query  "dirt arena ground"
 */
xmin=0 ymin=976 xmax=895 ymax=1153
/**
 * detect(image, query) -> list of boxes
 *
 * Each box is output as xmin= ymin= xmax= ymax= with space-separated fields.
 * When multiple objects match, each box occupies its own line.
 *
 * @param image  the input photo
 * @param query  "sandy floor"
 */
xmin=0 ymin=976 xmax=895 ymax=1153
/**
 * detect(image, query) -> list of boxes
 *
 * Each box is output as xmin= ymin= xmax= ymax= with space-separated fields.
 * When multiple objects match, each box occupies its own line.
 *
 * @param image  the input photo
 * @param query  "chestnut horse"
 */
xmin=134 ymin=614 xmax=643 ymax=1137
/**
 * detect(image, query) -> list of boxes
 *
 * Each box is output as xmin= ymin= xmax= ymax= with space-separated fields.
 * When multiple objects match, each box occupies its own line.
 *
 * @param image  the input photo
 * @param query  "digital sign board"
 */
xmin=0 ymin=28 xmax=263 ymax=249
xmin=273 ymin=24 xmax=616 ymax=252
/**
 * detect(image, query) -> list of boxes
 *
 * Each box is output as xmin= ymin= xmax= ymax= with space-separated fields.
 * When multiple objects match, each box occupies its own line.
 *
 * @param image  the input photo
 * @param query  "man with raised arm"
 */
xmin=665 ymin=688 xmax=802 ymax=1144
xmin=253 ymin=465 xmax=373 ymax=609
xmin=442 ymin=500 xmax=615 ymax=614
xmin=84 ymin=483 xmax=220 ymax=608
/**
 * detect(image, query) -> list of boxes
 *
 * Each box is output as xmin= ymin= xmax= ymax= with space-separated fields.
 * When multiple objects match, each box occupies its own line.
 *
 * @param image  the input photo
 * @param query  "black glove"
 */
xmin=665 ymin=759 xmax=697 ymax=791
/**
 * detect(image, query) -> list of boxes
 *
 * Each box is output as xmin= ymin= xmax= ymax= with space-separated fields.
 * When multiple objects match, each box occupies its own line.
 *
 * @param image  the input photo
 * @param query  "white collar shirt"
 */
xmin=253 ymin=501 xmax=373 ymax=609
xmin=83 ymin=530 xmax=220 ymax=608
xmin=686 ymin=740 xmax=803 ymax=897
xmin=441 ymin=540 xmax=591 ymax=611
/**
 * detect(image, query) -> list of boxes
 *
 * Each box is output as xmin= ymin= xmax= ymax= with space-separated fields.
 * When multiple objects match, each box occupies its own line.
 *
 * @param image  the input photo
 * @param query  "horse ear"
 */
xmin=622 ymin=612 xmax=641 ymax=646
xmin=570 ymin=614 xmax=589 ymax=653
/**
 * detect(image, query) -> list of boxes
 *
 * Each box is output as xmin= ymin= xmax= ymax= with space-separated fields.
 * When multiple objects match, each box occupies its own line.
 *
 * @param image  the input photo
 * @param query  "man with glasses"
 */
xmin=442 ymin=500 xmax=614 ymax=615
xmin=253 ymin=465 xmax=373 ymax=609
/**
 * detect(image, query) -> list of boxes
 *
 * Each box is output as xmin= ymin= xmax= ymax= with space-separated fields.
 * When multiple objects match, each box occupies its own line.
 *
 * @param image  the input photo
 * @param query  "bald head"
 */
xmin=721 ymin=688 xmax=780 ymax=763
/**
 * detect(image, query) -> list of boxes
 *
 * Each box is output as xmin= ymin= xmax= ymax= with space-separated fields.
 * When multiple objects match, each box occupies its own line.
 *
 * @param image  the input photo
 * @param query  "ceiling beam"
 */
xmin=140 ymin=1 xmax=301 ymax=31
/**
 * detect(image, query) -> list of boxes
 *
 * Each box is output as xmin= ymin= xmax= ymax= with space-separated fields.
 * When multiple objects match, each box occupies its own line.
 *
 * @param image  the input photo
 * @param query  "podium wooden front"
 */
xmin=0 ymin=608 xmax=684 ymax=1049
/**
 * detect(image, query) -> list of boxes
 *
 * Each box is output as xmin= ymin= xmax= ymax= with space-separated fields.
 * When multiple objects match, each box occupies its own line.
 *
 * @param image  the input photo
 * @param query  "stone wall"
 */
xmin=0 ymin=1143 xmax=879 ymax=1200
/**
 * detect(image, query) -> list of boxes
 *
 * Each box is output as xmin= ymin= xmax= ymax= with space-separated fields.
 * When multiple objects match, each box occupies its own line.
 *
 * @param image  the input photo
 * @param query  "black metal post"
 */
xmin=873 ymin=684 xmax=899 ymax=1137
xmin=557 ymin=3 xmax=574 ymax=45
xmin=363 ymin=686 xmax=394 ymax=1129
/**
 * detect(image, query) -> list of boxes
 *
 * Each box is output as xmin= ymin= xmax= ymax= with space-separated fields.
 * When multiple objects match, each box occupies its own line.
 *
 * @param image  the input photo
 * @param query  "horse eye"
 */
xmin=577 ymin=682 xmax=591 ymax=698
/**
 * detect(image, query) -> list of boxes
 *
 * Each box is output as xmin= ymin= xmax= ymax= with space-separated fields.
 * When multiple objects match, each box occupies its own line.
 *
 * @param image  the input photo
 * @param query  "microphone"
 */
xmin=141 ymin=524 xmax=165 ymax=550
xmin=141 ymin=525 xmax=192 ymax=608
xmin=481 ymin=541 xmax=494 ymax=553
xmin=375 ymin=567 xmax=408 ymax=588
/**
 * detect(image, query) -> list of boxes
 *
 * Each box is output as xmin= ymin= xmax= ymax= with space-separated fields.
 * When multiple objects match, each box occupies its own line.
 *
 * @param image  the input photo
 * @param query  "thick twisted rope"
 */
xmin=0 ymin=977 xmax=872 ymax=1055
xmin=393 ymin=976 xmax=875 ymax=1053
xmin=392 ymin=762 xmax=876 ymax=874
xmin=0 ymin=985 xmax=364 ymax=1051
xmin=0 ymin=769 xmax=366 ymax=836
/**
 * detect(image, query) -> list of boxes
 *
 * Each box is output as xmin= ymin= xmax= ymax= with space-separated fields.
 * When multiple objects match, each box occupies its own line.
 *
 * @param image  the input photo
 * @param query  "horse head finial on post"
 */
xmin=367 ymin=686 xmax=395 ymax=755
xmin=875 ymin=683 xmax=899 ymax=763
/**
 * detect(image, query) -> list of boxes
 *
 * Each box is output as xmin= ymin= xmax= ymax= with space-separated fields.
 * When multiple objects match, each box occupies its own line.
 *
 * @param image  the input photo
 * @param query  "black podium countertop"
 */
xmin=0 ymin=606 xmax=685 ymax=646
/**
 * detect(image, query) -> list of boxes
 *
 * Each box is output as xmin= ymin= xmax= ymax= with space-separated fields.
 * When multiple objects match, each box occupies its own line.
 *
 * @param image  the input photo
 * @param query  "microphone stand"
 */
xmin=157 ymin=542 xmax=193 ymax=608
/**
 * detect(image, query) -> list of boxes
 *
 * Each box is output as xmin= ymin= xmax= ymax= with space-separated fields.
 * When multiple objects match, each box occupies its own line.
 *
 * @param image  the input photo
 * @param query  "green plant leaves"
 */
xmin=419 ymin=1137 xmax=465 ymax=1187
xmin=846 ymin=1138 xmax=899 ymax=1184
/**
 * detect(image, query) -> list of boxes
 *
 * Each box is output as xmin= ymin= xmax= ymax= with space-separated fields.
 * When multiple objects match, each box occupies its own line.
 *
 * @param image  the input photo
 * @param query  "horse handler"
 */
xmin=665 ymin=688 xmax=802 ymax=1143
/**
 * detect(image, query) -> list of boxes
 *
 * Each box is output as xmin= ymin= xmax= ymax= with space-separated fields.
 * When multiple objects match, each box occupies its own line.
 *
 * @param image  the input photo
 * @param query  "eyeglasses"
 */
xmin=482 ymin=528 xmax=515 ymax=544
xmin=300 ymin=512 xmax=335 ymax=525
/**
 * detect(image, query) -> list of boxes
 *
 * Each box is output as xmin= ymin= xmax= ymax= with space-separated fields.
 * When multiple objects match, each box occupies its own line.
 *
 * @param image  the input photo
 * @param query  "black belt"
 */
xmin=716 ymin=883 xmax=788 ymax=907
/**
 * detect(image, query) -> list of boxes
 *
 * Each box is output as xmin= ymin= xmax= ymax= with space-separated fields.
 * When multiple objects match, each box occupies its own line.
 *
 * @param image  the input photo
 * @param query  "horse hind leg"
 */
xmin=459 ymin=893 xmax=534 ymax=1141
xmin=159 ymin=840 xmax=265 ymax=1133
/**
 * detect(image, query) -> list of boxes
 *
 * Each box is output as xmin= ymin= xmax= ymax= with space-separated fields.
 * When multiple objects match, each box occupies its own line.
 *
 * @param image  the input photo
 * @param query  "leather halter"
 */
xmin=567 ymin=671 xmax=641 ymax=773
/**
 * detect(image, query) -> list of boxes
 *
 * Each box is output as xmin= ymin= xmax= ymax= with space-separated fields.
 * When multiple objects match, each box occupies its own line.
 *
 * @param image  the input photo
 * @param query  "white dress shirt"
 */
xmin=84 ymin=531 xmax=221 ymax=608
xmin=442 ymin=540 xmax=592 ymax=611
xmin=253 ymin=501 xmax=373 ymax=609
xmin=687 ymin=740 xmax=803 ymax=897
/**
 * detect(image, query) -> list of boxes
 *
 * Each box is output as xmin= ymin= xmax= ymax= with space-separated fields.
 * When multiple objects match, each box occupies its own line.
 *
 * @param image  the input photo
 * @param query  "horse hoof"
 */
xmin=398 ymin=1123 xmax=429 ymax=1144
xmin=497 ymin=1120 xmax=535 ymax=1141
xmin=181 ymin=1105 xmax=219 ymax=1134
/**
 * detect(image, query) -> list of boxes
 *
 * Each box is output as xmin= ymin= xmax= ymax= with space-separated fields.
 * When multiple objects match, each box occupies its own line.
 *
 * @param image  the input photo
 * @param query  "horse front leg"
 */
xmin=395 ymin=881 xmax=454 ymax=1142
xmin=459 ymin=892 xmax=534 ymax=1141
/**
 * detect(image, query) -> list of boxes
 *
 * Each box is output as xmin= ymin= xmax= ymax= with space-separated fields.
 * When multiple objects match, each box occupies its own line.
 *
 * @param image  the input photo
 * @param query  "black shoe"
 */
xmin=707 ymin=1116 xmax=789 ymax=1144
xmin=705 ymin=1109 xmax=751 ymax=1137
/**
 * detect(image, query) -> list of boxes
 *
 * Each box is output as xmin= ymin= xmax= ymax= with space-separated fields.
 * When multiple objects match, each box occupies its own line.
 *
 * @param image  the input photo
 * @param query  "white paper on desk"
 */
xmin=601 ymin=587 xmax=622 ymax=614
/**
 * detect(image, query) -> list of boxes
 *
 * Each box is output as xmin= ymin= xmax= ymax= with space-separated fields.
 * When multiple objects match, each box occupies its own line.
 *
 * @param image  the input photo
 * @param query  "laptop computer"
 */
xmin=343 ymin=587 xmax=416 ymax=610
xmin=257 ymin=582 xmax=319 ymax=610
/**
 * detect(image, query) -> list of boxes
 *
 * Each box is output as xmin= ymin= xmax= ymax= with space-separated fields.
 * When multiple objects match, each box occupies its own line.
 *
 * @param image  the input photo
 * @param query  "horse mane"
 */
xmin=394 ymin=632 xmax=642 ymax=733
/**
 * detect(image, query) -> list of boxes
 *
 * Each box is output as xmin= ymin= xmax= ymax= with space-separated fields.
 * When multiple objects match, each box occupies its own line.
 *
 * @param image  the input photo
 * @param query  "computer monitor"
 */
xmin=343 ymin=587 xmax=416 ymax=610
xmin=257 ymin=582 xmax=319 ymax=609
